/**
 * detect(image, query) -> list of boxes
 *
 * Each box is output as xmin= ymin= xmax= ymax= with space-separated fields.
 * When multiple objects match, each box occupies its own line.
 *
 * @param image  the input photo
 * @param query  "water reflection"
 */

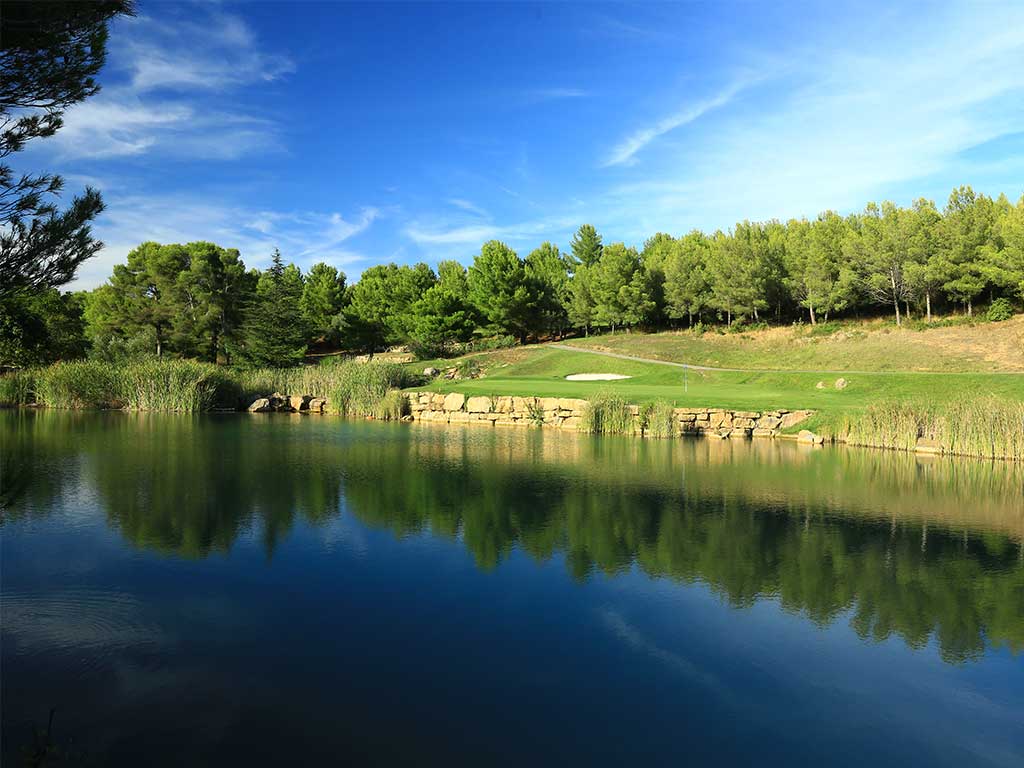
xmin=2 ymin=409 xmax=1022 ymax=664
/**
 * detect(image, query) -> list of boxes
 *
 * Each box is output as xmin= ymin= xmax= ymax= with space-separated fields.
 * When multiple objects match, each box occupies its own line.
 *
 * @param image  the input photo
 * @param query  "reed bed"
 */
xmin=580 ymin=392 xmax=635 ymax=435
xmin=0 ymin=369 xmax=37 ymax=406
xmin=642 ymin=400 xmax=678 ymax=439
xmin=835 ymin=396 xmax=1024 ymax=461
xmin=1 ymin=358 xmax=418 ymax=416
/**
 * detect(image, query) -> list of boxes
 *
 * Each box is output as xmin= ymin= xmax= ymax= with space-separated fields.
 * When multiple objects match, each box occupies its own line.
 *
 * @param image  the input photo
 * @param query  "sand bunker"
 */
xmin=564 ymin=373 xmax=632 ymax=381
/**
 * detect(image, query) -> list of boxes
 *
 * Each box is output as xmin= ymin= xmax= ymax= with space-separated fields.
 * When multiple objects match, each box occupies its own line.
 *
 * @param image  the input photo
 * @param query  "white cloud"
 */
xmin=49 ymin=7 xmax=292 ymax=162
xmin=120 ymin=12 xmax=295 ymax=92
xmin=446 ymin=198 xmax=490 ymax=219
xmin=524 ymin=87 xmax=590 ymax=103
xmin=403 ymin=214 xmax=579 ymax=253
xmin=594 ymin=3 xmax=1024 ymax=235
xmin=603 ymin=79 xmax=751 ymax=167
xmin=71 ymin=195 xmax=379 ymax=289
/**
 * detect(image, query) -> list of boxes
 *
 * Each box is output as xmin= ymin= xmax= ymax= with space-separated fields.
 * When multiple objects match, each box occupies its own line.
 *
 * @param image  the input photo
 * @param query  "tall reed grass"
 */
xmin=0 ymin=369 xmax=36 ymax=406
xmin=2 ymin=358 xmax=418 ymax=416
xmin=835 ymin=396 xmax=1024 ymax=461
xmin=642 ymin=400 xmax=678 ymax=439
xmin=580 ymin=392 xmax=635 ymax=435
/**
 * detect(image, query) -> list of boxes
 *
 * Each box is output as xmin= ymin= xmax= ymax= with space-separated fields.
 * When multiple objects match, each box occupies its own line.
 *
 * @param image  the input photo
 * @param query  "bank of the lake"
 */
xmin=2 ymin=351 xmax=1023 ymax=460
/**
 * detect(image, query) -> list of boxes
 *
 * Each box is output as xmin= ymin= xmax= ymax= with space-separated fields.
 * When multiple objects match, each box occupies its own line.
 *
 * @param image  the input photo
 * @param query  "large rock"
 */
xmin=797 ymin=429 xmax=824 ymax=445
xmin=308 ymin=398 xmax=327 ymax=413
xmin=287 ymin=394 xmax=311 ymax=411
xmin=834 ymin=378 xmax=849 ymax=390
xmin=423 ymin=367 xmax=440 ymax=377
xmin=466 ymin=396 xmax=492 ymax=413
xmin=247 ymin=397 xmax=271 ymax=413
xmin=779 ymin=410 xmax=813 ymax=429
xmin=442 ymin=392 xmax=466 ymax=412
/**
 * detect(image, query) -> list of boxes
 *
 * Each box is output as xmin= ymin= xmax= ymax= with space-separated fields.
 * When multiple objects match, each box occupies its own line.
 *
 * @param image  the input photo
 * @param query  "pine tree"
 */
xmin=237 ymin=250 xmax=308 ymax=367
xmin=570 ymin=224 xmax=603 ymax=268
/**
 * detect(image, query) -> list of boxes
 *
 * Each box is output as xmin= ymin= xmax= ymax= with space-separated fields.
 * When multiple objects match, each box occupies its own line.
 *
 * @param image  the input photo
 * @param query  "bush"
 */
xmin=987 ymin=298 xmax=1015 ymax=323
xmin=580 ymin=392 xmax=634 ymax=435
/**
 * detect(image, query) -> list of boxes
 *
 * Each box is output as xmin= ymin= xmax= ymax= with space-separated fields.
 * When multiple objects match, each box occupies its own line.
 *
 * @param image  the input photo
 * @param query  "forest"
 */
xmin=3 ymin=184 xmax=1024 ymax=369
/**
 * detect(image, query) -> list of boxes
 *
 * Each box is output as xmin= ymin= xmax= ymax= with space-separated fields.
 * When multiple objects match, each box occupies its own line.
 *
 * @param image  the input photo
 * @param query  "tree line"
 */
xmin=4 ymin=184 xmax=1022 ymax=367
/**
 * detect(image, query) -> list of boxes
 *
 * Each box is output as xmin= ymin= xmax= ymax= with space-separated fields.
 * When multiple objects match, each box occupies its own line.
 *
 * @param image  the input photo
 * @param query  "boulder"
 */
xmin=815 ymin=381 xmax=826 ymax=390
xmin=797 ymin=429 xmax=824 ymax=445
xmin=287 ymin=394 xmax=311 ymax=411
xmin=466 ymin=396 xmax=492 ymax=413
xmin=247 ymin=398 xmax=271 ymax=413
xmin=308 ymin=398 xmax=327 ymax=413
xmin=779 ymin=410 xmax=813 ymax=429
xmin=423 ymin=367 xmax=440 ymax=377
xmin=834 ymin=378 xmax=848 ymax=390
xmin=442 ymin=392 xmax=466 ymax=412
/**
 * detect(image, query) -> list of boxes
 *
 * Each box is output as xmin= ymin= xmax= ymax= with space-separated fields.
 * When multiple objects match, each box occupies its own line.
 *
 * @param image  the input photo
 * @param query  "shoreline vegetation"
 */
xmin=2 ymin=357 xmax=1022 ymax=462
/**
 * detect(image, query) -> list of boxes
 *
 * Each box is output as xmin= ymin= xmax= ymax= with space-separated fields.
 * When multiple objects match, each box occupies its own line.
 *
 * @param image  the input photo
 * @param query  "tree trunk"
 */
xmin=809 ymin=303 xmax=816 ymax=325
xmin=890 ymin=272 xmax=901 ymax=326
xmin=904 ymin=300 xmax=911 ymax=321
xmin=967 ymin=299 xmax=973 ymax=317
xmin=753 ymin=306 xmax=759 ymax=321
xmin=156 ymin=337 xmax=162 ymax=358
xmin=925 ymin=291 xmax=932 ymax=322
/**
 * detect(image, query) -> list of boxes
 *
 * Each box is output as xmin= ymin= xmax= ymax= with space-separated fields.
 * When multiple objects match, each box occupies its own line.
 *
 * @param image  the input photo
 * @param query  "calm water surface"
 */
xmin=2 ymin=410 xmax=1023 ymax=766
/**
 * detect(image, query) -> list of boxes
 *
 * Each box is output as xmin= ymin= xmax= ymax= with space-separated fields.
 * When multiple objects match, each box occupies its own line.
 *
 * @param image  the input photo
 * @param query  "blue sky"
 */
xmin=27 ymin=1 xmax=1024 ymax=288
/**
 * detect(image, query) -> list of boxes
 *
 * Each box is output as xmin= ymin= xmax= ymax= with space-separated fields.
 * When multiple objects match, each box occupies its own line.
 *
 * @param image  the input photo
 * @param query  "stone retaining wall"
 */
xmin=405 ymin=391 xmax=812 ymax=439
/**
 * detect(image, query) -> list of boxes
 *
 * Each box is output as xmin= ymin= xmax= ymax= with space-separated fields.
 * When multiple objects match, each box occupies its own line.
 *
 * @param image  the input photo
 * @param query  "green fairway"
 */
xmin=407 ymin=347 xmax=1024 ymax=422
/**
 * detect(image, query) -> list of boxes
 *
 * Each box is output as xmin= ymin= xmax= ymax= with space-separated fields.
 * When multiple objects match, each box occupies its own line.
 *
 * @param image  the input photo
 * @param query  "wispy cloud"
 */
xmin=602 ymin=79 xmax=751 ymax=167
xmin=594 ymin=4 xmax=1024 ymax=235
xmin=524 ymin=87 xmax=590 ymax=103
xmin=404 ymin=214 xmax=578 ymax=252
xmin=48 ymin=7 xmax=292 ymax=162
xmin=72 ymin=193 xmax=379 ymax=289
xmin=446 ymin=198 xmax=490 ymax=219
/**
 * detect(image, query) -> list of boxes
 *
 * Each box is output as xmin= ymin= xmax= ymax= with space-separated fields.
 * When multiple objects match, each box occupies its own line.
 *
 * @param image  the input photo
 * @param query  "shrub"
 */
xmin=580 ymin=392 xmax=634 ymax=435
xmin=987 ymin=298 xmax=1015 ymax=323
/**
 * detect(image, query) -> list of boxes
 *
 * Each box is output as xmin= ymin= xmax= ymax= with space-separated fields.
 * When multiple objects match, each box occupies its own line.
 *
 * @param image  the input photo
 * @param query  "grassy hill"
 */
xmin=561 ymin=316 xmax=1024 ymax=373
xmin=408 ymin=317 xmax=1024 ymax=438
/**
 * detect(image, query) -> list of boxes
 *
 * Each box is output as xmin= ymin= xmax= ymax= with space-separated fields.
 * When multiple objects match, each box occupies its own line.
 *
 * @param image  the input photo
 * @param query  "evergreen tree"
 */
xmin=662 ymin=231 xmax=711 ymax=326
xmin=706 ymin=224 xmax=768 ymax=324
xmin=408 ymin=284 xmax=477 ymax=355
xmin=0 ymin=1 xmax=134 ymax=297
xmin=300 ymin=262 xmax=346 ymax=345
xmin=237 ymin=250 xmax=308 ymax=367
xmin=467 ymin=240 xmax=537 ymax=343
xmin=570 ymin=224 xmax=603 ymax=268
xmin=525 ymin=242 xmax=571 ymax=338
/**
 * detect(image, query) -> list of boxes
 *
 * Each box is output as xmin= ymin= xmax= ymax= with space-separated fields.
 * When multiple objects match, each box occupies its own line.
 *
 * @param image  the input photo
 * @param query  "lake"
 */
xmin=2 ymin=410 xmax=1022 ymax=766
